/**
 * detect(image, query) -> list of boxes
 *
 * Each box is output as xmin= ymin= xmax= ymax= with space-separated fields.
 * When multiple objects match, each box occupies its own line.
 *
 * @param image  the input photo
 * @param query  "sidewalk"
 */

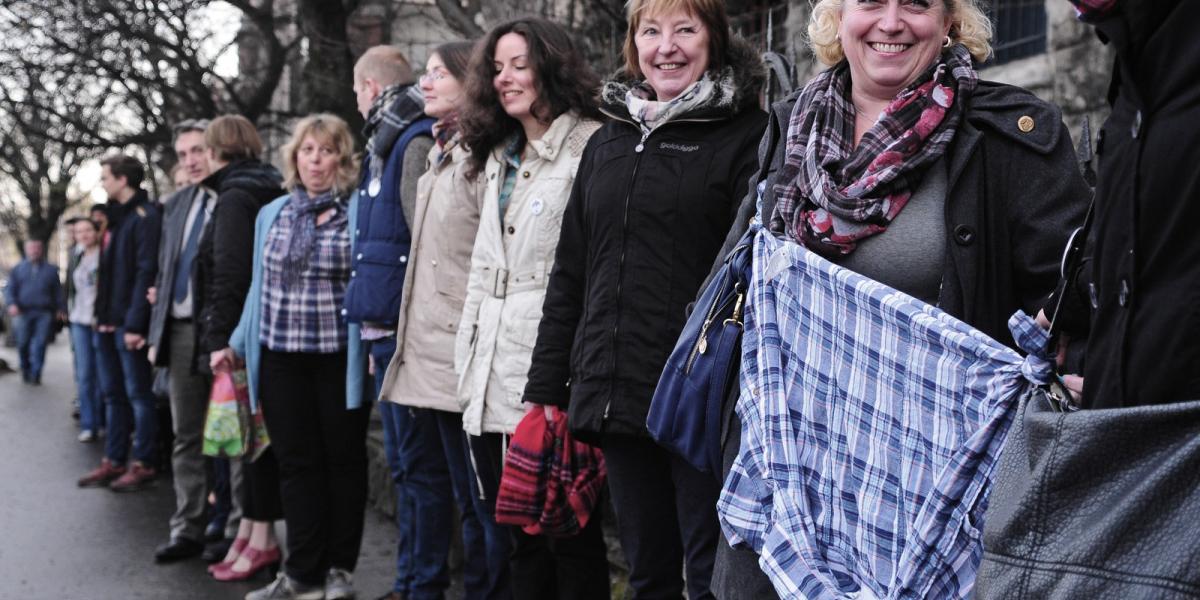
xmin=0 ymin=337 xmax=400 ymax=598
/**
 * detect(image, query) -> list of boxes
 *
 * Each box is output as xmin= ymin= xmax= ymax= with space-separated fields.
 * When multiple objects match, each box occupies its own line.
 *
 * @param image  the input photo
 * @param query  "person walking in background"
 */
xmin=5 ymin=238 xmax=66 ymax=386
xmin=146 ymin=118 xmax=220 ymax=565
xmin=456 ymin=18 xmax=608 ymax=600
xmin=376 ymin=40 xmax=493 ymax=600
xmin=66 ymin=218 xmax=103 ymax=442
xmin=191 ymin=115 xmax=287 ymax=582
xmin=219 ymin=114 xmax=368 ymax=600
xmin=522 ymin=1 xmax=767 ymax=597
xmin=78 ymin=154 xmax=162 ymax=492
xmin=342 ymin=44 xmax=435 ymax=600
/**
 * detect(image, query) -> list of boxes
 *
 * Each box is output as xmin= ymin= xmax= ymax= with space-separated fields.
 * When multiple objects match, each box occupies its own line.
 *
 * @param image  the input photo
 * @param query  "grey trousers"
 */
xmin=166 ymin=320 xmax=215 ymax=542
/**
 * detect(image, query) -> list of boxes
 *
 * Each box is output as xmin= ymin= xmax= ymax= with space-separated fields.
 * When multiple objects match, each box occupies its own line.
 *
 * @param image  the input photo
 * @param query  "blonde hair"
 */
xmin=280 ymin=113 xmax=359 ymax=195
xmin=622 ymin=0 xmax=731 ymax=78
xmin=808 ymin=0 xmax=993 ymax=66
xmin=354 ymin=45 xmax=415 ymax=87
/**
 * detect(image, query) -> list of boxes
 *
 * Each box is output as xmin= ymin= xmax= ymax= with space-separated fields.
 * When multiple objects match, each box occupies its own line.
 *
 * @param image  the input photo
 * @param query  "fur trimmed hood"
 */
xmin=600 ymin=35 xmax=767 ymax=122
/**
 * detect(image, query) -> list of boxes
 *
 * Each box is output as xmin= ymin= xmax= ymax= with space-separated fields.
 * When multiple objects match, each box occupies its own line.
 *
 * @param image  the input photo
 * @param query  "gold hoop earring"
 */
xmin=943 ymin=35 xmax=953 ymax=48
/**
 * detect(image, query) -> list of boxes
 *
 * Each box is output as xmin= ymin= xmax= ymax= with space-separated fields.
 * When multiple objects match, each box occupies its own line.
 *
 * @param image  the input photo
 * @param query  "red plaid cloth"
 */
xmin=495 ymin=405 xmax=606 ymax=537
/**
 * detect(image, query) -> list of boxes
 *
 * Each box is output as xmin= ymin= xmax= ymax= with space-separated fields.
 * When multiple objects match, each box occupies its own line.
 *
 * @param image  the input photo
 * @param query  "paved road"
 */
xmin=0 ymin=338 xmax=399 ymax=600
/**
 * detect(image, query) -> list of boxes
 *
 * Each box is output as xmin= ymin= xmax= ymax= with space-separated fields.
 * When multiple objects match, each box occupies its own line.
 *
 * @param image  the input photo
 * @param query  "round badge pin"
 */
xmin=531 ymin=198 xmax=544 ymax=216
xmin=368 ymin=178 xmax=382 ymax=197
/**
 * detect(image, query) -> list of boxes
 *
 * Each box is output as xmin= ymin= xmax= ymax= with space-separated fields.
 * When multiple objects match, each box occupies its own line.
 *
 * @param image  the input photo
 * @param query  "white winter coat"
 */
xmin=454 ymin=111 xmax=601 ymax=436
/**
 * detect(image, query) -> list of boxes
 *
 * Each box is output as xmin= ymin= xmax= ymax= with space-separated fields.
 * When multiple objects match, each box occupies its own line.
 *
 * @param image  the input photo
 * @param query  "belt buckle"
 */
xmin=491 ymin=268 xmax=509 ymax=298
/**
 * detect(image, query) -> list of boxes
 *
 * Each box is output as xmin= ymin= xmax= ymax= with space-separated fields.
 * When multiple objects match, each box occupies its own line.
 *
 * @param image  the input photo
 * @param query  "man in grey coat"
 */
xmin=146 ymin=119 xmax=228 ymax=563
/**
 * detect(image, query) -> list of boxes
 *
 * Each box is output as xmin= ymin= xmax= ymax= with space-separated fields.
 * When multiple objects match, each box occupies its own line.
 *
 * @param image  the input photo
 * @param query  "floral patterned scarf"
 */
xmin=772 ymin=44 xmax=978 ymax=256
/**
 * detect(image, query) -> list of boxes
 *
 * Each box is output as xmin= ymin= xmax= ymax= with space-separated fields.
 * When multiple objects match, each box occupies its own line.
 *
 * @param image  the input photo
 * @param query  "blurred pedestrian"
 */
xmin=78 ymin=154 xmax=162 ymax=492
xmin=66 ymin=218 xmax=102 ymax=442
xmin=5 ymin=239 xmax=65 ymax=385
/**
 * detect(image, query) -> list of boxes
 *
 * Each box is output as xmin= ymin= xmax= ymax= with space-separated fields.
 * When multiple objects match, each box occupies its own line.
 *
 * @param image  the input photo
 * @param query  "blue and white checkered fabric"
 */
xmin=719 ymin=229 xmax=1053 ymax=600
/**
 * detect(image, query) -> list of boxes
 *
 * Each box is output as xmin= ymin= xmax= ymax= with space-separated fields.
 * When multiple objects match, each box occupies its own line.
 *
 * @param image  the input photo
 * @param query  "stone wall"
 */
xmin=978 ymin=1 xmax=1112 ymax=143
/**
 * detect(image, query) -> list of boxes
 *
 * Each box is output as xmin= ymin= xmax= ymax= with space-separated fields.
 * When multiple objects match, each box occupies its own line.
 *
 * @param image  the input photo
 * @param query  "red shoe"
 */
xmin=207 ymin=537 xmax=249 ymax=575
xmin=211 ymin=546 xmax=281 ymax=582
xmin=77 ymin=459 xmax=126 ymax=488
xmin=109 ymin=461 xmax=156 ymax=492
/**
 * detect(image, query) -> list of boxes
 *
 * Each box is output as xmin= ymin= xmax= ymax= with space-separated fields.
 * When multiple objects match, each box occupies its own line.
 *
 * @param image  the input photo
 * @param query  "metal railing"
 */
xmin=989 ymin=0 xmax=1048 ymax=65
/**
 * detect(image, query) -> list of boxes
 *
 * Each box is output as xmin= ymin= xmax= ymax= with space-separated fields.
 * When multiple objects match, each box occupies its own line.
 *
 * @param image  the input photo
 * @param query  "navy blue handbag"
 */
xmin=648 ymin=230 xmax=754 ymax=474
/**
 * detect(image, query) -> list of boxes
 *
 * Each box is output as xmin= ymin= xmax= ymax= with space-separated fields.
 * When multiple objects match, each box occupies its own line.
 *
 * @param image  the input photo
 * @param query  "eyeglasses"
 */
xmin=419 ymin=68 xmax=449 ymax=84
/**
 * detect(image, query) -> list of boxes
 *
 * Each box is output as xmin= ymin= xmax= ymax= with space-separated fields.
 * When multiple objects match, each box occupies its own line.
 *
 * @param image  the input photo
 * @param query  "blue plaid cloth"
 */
xmin=719 ymin=229 xmax=1054 ymax=599
xmin=259 ymin=199 xmax=352 ymax=353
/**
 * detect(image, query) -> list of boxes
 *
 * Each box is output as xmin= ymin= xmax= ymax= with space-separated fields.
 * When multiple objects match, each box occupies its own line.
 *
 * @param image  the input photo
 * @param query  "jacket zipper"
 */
xmin=596 ymin=115 xmax=722 ymax=425
xmin=603 ymin=128 xmax=651 ymax=424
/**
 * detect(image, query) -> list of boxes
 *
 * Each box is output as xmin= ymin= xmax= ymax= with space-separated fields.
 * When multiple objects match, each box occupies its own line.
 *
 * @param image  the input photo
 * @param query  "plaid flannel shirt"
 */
xmin=259 ymin=200 xmax=352 ymax=353
xmin=719 ymin=229 xmax=1053 ymax=599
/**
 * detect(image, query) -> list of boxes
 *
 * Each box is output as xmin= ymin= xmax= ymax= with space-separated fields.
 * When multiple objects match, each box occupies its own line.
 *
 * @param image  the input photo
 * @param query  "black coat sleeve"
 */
xmin=523 ymin=138 xmax=598 ymax=408
xmin=201 ymin=192 xmax=256 ymax=352
xmin=123 ymin=209 xmax=161 ymax=334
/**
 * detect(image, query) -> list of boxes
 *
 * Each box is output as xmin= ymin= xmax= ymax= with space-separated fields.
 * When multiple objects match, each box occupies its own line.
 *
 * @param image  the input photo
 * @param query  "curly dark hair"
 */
xmin=461 ymin=17 xmax=602 ymax=178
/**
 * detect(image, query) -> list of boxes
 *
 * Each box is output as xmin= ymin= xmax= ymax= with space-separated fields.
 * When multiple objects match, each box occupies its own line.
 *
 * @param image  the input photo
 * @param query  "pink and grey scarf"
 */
xmin=772 ymin=44 xmax=978 ymax=256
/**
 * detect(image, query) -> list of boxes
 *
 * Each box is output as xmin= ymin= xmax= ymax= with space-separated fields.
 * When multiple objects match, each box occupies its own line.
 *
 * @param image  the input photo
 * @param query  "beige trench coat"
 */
xmin=379 ymin=135 xmax=482 ymax=412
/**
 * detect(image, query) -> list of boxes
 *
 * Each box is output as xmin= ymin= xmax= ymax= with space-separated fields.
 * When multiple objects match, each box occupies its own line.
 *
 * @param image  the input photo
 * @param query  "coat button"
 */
xmin=340 ymin=308 xmax=348 ymax=316
xmin=953 ymin=224 xmax=975 ymax=246
xmin=431 ymin=259 xmax=438 ymax=267
xmin=522 ymin=171 xmax=531 ymax=178
xmin=356 ymin=253 xmax=363 ymax=260
xmin=1131 ymin=110 xmax=1143 ymax=139
xmin=399 ymin=256 xmax=408 ymax=263
xmin=351 ymin=270 xmax=356 ymax=277
xmin=1118 ymin=278 xmax=1130 ymax=307
xmin=507 ymin=226 xmax=515 ymax=234
xmin=1017 ymin=116 xmax=1035 ymax=133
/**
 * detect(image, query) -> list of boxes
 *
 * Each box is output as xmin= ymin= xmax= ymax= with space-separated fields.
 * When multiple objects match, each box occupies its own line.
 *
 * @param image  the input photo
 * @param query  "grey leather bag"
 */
xmin=976 ymin=393 xmax=1200 ymax=599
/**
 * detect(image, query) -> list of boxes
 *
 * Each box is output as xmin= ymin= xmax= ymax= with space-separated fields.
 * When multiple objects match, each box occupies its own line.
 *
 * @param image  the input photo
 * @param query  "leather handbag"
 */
xmin=975 ymin=392 xmax=1200 ymax=599
xmin=648 ymin=229 xmax=754 ymax=474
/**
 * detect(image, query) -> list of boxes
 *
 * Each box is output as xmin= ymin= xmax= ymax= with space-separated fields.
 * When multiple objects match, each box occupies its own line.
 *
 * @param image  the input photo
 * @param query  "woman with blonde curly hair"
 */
xmin=218 ymin=113 xmax=372 ymax=600
xmin=706 ymin=0 xmax=1091 ymax=597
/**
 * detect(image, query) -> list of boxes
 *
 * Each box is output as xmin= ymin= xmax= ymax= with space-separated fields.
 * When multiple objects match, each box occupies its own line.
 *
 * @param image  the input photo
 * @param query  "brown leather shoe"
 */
xmin=109 ymin=461 xmax=156 ymax=492
xmin=78 ymin=458 xmax=126 ymax=488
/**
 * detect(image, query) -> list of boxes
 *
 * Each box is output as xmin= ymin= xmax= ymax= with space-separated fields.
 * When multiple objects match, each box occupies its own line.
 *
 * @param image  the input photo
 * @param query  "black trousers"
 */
xmin=469 ymin=432 xmax=610 ymax=600
xmin=602 ymin=434 xmax=721 ymax=600
xmin=259 ymin=347 xmax=370 ymax=586
xmin=240 ymin=447 xmax=283 ymax=521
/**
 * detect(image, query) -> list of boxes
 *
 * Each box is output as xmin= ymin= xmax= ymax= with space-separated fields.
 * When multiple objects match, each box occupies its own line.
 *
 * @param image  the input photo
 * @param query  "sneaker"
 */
xmin=78 ymin=430 xmax=96 ymax=443
xmin=246 ymin=573 xmax=325 ymax=600
xmin=109 ymin=461 xmax=156 ymax=492
xmin=78 ymin=459 xmax=126 ymax=488
xmin=325 ymin=568 xmax=355 ymax=600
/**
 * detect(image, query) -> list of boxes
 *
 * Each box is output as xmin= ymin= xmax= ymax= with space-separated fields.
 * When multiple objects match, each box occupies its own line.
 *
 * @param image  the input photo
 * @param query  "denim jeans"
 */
xmin=69 ymin=323 xmax=102 ymax=433
xmin=14 ymin=309 xmax=53 ymax=381
xmin=434 ymin=411 xmax=489 ymax=600
xmin=97 ymin=328 xmax=158 ymax=466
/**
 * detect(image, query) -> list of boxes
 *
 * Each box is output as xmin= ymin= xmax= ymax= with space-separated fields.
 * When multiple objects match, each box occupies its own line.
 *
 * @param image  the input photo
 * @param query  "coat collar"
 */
xmin=490 ymin=111 xmax=582 ymax=165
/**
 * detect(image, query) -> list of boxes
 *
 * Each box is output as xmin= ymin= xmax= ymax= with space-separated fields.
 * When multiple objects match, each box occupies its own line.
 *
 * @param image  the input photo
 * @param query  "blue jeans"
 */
xmin=70 ymin=323 xmax=102 ymax=432
xmin=372 ymin=339 xmax=490 ymax=600
xmin=96 ymin=328 xmax=158 ymax=465
xmin=14 ymin=309 xmax=53 ymax=381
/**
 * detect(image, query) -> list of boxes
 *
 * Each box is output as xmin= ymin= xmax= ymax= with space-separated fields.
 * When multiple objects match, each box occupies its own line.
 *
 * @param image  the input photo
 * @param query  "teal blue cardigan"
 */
xmin=229 ymin=193 xmax=370 ymax=413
